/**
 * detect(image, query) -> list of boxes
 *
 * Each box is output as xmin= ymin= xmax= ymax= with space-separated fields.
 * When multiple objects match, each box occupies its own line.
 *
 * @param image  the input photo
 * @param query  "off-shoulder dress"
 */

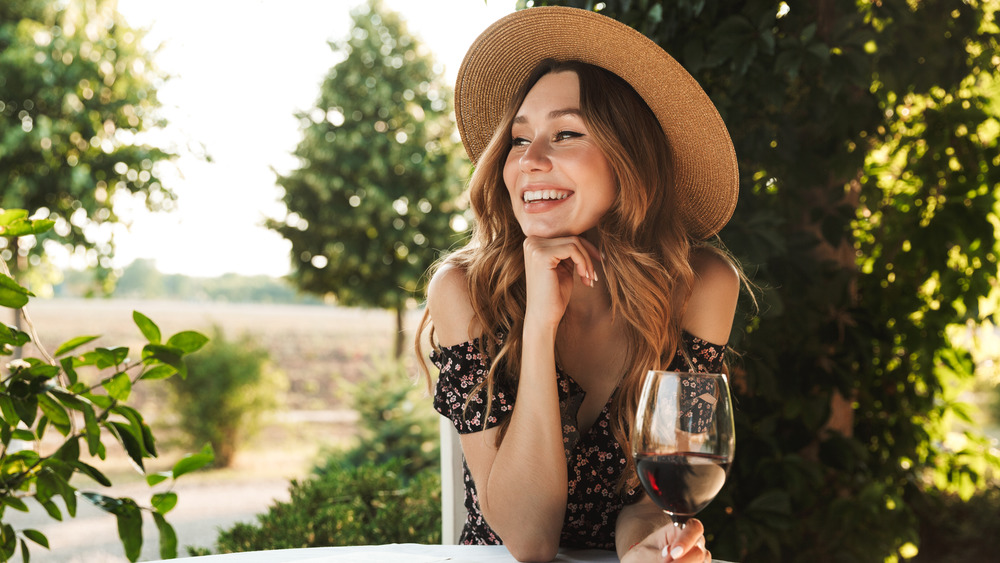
xmin=431 ymin=331 xmax=726 ymax=550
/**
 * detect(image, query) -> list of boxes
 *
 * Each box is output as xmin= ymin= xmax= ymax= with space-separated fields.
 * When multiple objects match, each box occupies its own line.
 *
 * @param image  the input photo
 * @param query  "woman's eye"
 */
xmin=555 ymin=130 xmax=583 ymax=141
xmin=511 ymin=136 xmax=530 ymax=147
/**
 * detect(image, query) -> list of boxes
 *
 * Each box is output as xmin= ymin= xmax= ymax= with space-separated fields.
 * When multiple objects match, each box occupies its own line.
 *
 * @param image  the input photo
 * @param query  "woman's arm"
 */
xmin=614 ymin=249 xmax=740 ymax=561
xmin=682 ymin=249 xmax=740 ymax=344
xmin=427 ymin=245 xmax=595 ymax=561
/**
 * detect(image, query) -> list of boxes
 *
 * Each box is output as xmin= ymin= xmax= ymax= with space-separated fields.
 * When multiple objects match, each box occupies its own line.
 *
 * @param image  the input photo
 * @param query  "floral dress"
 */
xmin=431 ymin=330 xmax=726 ymax=550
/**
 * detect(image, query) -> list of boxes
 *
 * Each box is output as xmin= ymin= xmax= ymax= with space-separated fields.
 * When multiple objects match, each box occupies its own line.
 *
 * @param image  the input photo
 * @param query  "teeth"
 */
xmin=523 ymin=190 xmax=569 ymax=202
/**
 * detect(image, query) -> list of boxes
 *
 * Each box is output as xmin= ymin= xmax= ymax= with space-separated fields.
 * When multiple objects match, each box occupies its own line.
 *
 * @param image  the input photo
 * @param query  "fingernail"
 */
xmin=671 ymin=546 xmax=685 ymax=559
xmin=592 ymin=270 xmax=598 ymax=282
xmin=661 ymin=546 xmax=670 ymax=558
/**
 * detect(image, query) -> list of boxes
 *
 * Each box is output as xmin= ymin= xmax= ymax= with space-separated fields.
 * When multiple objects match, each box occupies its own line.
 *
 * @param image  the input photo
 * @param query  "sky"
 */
xmin=109 ymin=0 xmax=517 ymax=278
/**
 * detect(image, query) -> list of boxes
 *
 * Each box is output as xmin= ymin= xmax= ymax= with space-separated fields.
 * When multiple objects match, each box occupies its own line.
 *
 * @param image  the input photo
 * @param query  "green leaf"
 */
xmin=172 ymin=444 xmax=214 ymax=479
xmin=0 ymin=524 xmax=14 ymax=561
xmin=0 ymin=216 xmax=54 ymax=237
xmin=151 ymin=492 xmax=177 ymax=515
xmin=36 ymin=394 xmax=70 ymax=433
xmin=53 ymin=335 xmax=100 ymax=358
xmin=139 ymin=364 xmax=176 ymax=381
xmin=94 ymin=347 xmax=129 ymax=369
xmin=102 ymin=373 xmax=132 ymax=402
xmin=0 ymin=497 xmax=28 ymax=513
xmin=132 ymin=311 xmax=161 ymax=344
xmin=22 ymin=529 xmax=48 ymax=549
xmin=0 ymin=209 xmax=28 ymax=227
xmin=0 ymin=395 xmax=20 ymax=426
xmin=71 ymin=461 xmax=112 ymax=487
xmin=49 ymin=388 xmax=90 ymax=412
xmin=112 ymin=405 xmax=156 ymax=455
xmin=0 ymin=274 xmax=32 ymax=309
xmin=146 ymin=472 xmax=170 ymax=486
xmin=105 ymin=422 xmax=145 ymax=472
xmin=141 ymin=344 xmax=186 ymax=378
xmin=165 ymin=331 xmax=209 ymax=354
xmin=152 ymin=512 xmax=178 ymax=560
xmin=83 ymin=406 xmax=101 ymax=456
xmin=82 ymin=392 xmax=114 ymax=410
xmin=0 ymin=325 xmax=30 ymax=350
xmin=38 ymin=499 xmax=62 ymax=521
xmin=115 ymin=500 xmax=143 ymax=562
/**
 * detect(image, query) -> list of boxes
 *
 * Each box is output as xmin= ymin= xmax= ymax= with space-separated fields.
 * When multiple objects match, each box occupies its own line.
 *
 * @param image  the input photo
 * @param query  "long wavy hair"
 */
xmin=417 ymin=59 xmax=704 ymax=492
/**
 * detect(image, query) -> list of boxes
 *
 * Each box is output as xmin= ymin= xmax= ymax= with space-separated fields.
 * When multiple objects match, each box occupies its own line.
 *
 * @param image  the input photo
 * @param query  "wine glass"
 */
xmin=631 ymin=370 xmax=735 ymax=528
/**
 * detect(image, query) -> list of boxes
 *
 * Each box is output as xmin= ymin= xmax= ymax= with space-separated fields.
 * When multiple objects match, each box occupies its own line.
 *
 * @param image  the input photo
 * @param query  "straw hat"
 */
xmin=455 ymin=6 xmax=738 ymax=239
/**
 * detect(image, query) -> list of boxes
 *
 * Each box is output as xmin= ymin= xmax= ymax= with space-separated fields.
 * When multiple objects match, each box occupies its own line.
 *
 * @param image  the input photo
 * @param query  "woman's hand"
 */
xmin=621 ymin=519 xmax=710 ymax=563
xmin=522 ymin=235 xmax=601 ymax=328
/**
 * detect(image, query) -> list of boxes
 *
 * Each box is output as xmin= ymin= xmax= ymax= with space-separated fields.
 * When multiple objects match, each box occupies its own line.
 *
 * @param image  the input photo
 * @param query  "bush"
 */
xmin=168 ymin=326 xmax=283 ymax=467
xmin=211 ymin=460 xmax=441 ymax=552
xmin=316 ymin=360 xmax=439 ymax=479
xmin=195 ymin=360 xmax=442 ymax=554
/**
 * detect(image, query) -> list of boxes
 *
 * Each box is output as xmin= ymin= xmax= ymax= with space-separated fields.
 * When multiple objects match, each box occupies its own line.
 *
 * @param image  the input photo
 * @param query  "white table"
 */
xmin=153 ymin=543 xmax=734 ymax=562
xmin=153 ymin=544 xmax=618 ymax=562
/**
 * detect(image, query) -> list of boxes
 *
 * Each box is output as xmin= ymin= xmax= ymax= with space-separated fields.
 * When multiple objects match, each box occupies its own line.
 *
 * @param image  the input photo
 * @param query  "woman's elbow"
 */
xmin=506 ymin=537 xmax=560 ymax=562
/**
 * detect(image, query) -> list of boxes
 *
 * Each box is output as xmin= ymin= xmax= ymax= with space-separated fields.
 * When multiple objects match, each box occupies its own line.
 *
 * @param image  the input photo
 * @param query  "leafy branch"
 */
xmin=0 ymin=209 xmax=214 ymax=562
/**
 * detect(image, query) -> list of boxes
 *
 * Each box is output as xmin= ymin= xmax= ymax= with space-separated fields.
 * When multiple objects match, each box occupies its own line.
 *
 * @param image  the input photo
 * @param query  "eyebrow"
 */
xmin=512 ymin=108 xmax=584 ymax=124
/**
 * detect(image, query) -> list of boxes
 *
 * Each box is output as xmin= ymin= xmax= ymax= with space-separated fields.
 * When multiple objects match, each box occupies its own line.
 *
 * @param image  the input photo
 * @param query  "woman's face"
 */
xmin=503 ymin=71 xmax=617 ymax=239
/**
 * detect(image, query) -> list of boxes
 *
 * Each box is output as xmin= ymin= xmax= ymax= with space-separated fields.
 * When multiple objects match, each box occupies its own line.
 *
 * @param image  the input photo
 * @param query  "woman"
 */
xmin=418 ymin=7 xmax=742 ymax=563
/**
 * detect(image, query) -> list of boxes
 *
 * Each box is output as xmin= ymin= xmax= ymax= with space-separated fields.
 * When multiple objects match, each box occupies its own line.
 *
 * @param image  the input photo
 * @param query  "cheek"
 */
xmin=503 ymin=154 xmax=519 ymax=196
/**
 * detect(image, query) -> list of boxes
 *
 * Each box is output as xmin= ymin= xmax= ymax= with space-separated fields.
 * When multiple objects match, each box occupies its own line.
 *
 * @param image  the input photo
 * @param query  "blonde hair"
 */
xmin=417 ymin=60 xmax=709 ymax=492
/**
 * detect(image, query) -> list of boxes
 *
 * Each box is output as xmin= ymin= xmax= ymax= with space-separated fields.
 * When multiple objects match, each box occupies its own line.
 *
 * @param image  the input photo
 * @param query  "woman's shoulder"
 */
xmin=427 ymin=261 xmax=484 ymax=347
xmin=682 ymin=247 xmax=740 ymax=345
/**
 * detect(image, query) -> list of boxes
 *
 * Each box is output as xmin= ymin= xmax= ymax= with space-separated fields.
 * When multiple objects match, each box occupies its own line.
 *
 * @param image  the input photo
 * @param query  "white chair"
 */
xmin=439 ymin=416 xmax=466 ymax=544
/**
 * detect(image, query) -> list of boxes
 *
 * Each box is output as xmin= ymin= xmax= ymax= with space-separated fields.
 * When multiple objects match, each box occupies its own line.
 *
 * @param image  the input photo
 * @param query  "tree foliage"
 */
xmin=268 ymin=0 xmax=467 ymax=357
xmin=0 ymin=210 xmax=213 ymax=562
xmin=535 ymin=1 xmax=1000 ymax=561
xmin=0 ymin=0 xmax=174 ymax=286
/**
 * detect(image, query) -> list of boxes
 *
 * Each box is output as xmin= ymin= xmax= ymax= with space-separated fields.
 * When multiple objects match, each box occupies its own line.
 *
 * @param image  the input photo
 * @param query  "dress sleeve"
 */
xmin=430 ymin=337 xmax=514 ymax=435
xmin=668 ymin=332 xmax=728 ymax=433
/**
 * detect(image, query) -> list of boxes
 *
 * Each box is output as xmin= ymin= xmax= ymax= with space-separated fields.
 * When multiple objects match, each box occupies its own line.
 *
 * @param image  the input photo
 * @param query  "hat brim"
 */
xmin=455 ymin=6 xmax=738 ymax=239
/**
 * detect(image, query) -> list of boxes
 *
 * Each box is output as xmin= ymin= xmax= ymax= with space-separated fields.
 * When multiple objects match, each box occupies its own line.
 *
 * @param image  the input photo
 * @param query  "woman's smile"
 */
xmin=503 ymin=71 xmax=616 ymax=238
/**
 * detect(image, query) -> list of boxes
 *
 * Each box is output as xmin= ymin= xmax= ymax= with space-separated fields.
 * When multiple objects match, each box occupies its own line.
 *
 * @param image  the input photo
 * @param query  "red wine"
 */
xmin=636 ymin=452 xmax=729 ymax=520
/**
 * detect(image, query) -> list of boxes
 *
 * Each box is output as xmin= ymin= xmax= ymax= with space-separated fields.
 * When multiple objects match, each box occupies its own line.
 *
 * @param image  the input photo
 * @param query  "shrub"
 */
xmin=315 ymin=360 xmax=439 ymax=479
xmin=167 ymin=326 xmax=283 ymax=467
xmin=212 ymin=460 xmax=441 ymax=551
xmin=197 ymin=360 xmax=443 ymax=554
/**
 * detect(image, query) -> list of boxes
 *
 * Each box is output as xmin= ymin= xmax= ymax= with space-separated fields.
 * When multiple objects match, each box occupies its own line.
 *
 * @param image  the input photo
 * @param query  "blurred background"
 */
xmin=2 ymin=0 xmax=1000 ymax=562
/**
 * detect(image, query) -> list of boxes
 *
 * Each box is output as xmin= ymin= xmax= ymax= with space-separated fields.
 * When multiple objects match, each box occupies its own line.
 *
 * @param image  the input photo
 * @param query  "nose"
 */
xmin=519 ymin=139 xmax=552 ymax=173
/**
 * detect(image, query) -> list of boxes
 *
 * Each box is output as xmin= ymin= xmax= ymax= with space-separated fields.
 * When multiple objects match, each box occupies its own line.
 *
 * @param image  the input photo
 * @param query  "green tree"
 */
xmin=268 ymin=0 xmax=467 ymax=358
xmin=533 ymin=1 xmax=1000 ymax=561
xmin=0 ymin=0 xmax=174 ymax=290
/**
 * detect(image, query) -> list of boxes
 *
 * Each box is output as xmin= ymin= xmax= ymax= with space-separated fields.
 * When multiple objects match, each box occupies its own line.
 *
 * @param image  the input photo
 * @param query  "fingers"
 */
xmin=665 ymin=519 xmax=706 ymax=562
xmin=523 ymin=235 xmax=601 ymax=286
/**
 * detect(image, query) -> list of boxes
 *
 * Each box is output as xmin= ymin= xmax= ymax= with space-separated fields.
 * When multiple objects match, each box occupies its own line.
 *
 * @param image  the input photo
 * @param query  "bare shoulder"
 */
xmin=682 ymin=248 xmax=740 ymax=345
xmin=426 ymin=262 xmax=482 ymax=347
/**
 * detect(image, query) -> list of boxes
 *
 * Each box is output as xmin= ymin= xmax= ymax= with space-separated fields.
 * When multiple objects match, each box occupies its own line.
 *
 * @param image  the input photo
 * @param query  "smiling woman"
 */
xmin=416 ymin=6 xmax=743 ymax=563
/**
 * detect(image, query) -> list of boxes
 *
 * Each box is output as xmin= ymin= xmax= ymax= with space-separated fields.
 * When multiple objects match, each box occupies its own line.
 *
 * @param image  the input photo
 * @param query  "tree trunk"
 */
xmin=394 ymin=306 xmax=405 ymax=360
